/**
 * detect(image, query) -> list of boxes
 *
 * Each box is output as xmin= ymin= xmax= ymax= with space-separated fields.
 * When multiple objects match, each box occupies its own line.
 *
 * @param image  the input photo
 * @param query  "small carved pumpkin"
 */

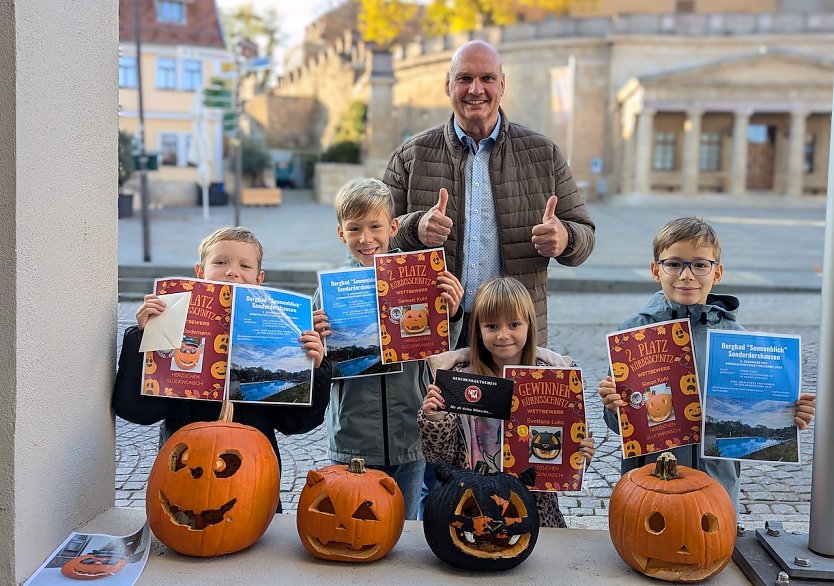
xmin=210 ymin=361 xmax=227 ymax=380
xmin=671 ymin=322 xmax=690 ymax=346
xmin=680 ymin=373 xmax=699 ymax=395
xmin=219 ymin=285 xmax=233 ymax=307
xmin=382 ymin=348 xmax=398 ymax=363
xmin=146 ymin=400 xmax=280 ymax=557
xmin=376 ymin=279 xmax=389 ymax=296
xmin=502 ymin=443 xmax=515 ymax=468
xmin=214 ymin=334 xmax=229 ymax=354
xmin=684 ymin=401 xmax=702 ymax=421
xmin=173 ymin=336 xmax=201 ymax=370
xmin=530 ymin=429 xmax=561 ymax=461
xmin=296 ymin=458 xmax=405 ymax=562
xmin=570 ymin=422 xmax=586 ymax=443
xmin=430 ymin=250 xmax=445 ymax=272
xmin=380 ymin=324 xmax=391 ymax=345
xmin=434 ymin=296 xmax=447 ymax=313
xmin=144 ymin=379 xmax=160 ymax=396
xmin=144 ymin=352 xmax=157 ymax=375
xmin=609 ymin=452 xmax=736 ymax=582
xmin=437 ymin=319 xmax=449 ymax=337
xmin=619 ymin=412 xmax=634 ymax=437
xmin=623 ymin=439 xmax=642 ymax=457
xmin=647 ymin=392 xmax=673 ymax=423
xmin=612 ymin=362 xmax=629 ymax=382
xmin=401 ymin=309 xmax=428 ymax=334
xmin=61 ymin=553 xmax=126 ymax=580
xmin=423 ymin=462 xmax=539 ymax=571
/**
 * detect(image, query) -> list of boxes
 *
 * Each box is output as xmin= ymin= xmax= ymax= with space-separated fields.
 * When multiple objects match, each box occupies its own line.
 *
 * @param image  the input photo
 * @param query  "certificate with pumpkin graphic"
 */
xmin=374 ymin=248 xmax=450 ymax=363
xmin=500 ymin=366 xmax=587 ymax=492
xmin=141 ymin=278 xmax=314 ymax=404
xmin=606 ymin=318 xmax=702 ymax=460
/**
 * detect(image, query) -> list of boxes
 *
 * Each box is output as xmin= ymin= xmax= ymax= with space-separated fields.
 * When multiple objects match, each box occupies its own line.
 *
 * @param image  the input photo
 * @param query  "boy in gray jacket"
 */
xmin=597 ymin=217 xmax=815 ymax=512
xmin=314 ymin=178 xmax=463 ymax=519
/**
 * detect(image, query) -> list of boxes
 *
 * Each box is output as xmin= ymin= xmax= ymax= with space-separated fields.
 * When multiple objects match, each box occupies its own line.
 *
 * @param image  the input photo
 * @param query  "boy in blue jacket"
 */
xmin=314 ymin=178 xmax=463 ymax=519
xmin=597 ymin=217 xmax=815 ymax=512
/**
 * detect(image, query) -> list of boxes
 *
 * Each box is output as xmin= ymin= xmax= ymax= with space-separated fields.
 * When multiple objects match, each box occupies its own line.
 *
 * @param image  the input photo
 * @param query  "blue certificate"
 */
xmin=319 ymin=268 xmax=402 ymax=379
xmin=227 ymin=285 xmax=314 ymax=404
xmin=702 ymin=330 xmax=801 ymax=463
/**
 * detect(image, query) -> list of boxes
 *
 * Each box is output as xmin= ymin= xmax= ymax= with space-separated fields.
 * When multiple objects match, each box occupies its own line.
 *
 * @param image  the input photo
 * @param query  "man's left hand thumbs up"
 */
xmin=531 ymin=195 xmax=569 ymax=258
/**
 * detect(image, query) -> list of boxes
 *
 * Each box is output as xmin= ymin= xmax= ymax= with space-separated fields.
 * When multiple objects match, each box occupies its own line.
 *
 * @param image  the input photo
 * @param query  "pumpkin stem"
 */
xmin=219 ymin=399 xmax=234 ymax=422
xmin=651 ymin=452 xmax=681 ymax=480
xmin=348 ymin=458 xmax=366 ymax=474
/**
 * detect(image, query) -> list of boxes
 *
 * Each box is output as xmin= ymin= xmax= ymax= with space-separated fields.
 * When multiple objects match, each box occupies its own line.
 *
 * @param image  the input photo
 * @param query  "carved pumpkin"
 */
xmin=380 ymin=324 xmax=391 ymax=345
xmin=219 ymin=285 xmax=233 ymax=307
xmin=568 ymin=370 xmax=582 ymax=394
xmin=210 ymin=361 xmax=227 ymax=380
xmin=296 ymin=458 xmax=405 ymax=562
xmin=609 ymin=452 xmax=736 ymax=583
xmin=437 ymin=319 xmax=449 ymax=337
xmin=435 ymin=296 xmax=447 ymax=313
xmin=144 ymin=352 xmax=157 ymax=375
xmin=401 ymin=309 xmax=428 ymax=334
xmin=671 ymin=322 xmax=690 ymax=346
xmin=502 ymin=443 xmax=515 ymax=468
xmin=619 ymin=412 xmax=634 ymax=437
xmin=61 ymin=553 xmax=126 ymax=580
xmin=376 ymin=279 xmax=389 ymax=296
xmin=647 ymin=392 xmax=673 ymax=423
xmin=680 ymin=373 xmax=699 ymax=395
xmin=623 ymin=440 xmax=642 ymax=457
xmin=570 ymin=422 xmax=586 ymax=442
xmin=684 ymin=401 xmax=702 ymax=422
xmin=423 ymin=463 xmax=539 ymax=571
xmin=382 ymin=348 xmax=398 ymax=363
xmin=570 ymin=451 xmax=585 ymax=470
xmin=214 ymin=334 xmax=229 ymax=354
xmin=173 ymin=336 xmax=201 ymax=370
xmin=146 ymin=400 xmax=280 ymax=557
xmin=612 ymin=362 xmax=630 ymax=381
xmin=430 ymin=250 xmax=445 ymax=272
xmin=530 ymin=429 xmax=561 ymax=461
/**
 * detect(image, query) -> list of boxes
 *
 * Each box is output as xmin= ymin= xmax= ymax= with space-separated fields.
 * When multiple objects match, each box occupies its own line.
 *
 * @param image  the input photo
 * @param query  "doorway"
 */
xmin=746 ymin=124 xmax=775 ymax=190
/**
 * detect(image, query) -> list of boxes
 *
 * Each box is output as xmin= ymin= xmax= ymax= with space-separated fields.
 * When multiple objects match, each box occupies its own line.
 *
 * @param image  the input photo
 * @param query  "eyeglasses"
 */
xmin=657 ymin=258 xmax=717 ymax=276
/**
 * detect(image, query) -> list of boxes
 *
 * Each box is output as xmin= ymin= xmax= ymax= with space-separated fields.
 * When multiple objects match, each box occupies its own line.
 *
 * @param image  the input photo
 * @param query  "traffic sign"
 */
xmin=245 ymin=56 xmax=272 ymax=72
xmin=222 ymin=111 xmax=236 ymax=133
xmin=204 ymin=97 xmax=233 ymax=109
xmin=203 ymin=87 xmax=233 ymax=109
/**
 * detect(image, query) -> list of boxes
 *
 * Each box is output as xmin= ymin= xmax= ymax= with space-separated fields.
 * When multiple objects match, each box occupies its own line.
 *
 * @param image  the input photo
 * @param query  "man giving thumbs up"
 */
xmin=384 ymin=40 xmax=595 ymax=345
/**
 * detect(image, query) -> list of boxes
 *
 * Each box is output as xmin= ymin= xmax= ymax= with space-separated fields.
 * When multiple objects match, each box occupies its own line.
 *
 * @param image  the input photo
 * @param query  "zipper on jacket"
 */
xmin=381 ymin=375 xmax=390 ymax=465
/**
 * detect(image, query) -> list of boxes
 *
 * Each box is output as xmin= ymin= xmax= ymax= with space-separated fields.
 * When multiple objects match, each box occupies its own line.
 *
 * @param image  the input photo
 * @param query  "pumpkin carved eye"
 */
xmin=311 ymin=494 xmax=336 ymax=515
xmin=214 ymin=450 xmax=242 ymax=478
xmin=647 ymin=511 xmax=665 ymax=533
xmin=170 ymin=443 xmax=189 ymax=472
xmin=352 ymin=500 xmax=378 ymax=521
xmin=702 ymin=513 xmax=718 ymax=533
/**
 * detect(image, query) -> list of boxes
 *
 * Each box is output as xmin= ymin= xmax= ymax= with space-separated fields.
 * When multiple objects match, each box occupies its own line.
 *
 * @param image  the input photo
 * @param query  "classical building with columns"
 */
xmin=257 ymin=2 xmax=834 ymax=199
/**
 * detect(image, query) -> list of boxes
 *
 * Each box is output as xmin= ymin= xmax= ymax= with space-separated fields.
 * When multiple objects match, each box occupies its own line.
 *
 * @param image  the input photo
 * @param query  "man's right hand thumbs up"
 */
xmin=417 ymin=188 xmax=453 ymax=247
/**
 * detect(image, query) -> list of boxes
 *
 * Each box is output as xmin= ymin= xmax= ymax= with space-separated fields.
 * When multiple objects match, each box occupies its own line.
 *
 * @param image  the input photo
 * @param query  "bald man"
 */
xmin=384 ymin=40 xmax=595 ymax=346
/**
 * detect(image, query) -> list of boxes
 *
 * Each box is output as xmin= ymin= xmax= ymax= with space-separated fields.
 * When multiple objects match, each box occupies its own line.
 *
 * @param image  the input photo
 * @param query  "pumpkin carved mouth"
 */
xmin=159 ymin=490 xmax=236 ymax=530
xmin=304 ymin=537 xmax=381 ymax=558
xmin=632 ymin=553 xmax=728 ymax=582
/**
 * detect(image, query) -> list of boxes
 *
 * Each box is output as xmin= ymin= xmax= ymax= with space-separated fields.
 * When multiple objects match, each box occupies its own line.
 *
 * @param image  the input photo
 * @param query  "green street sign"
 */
xmin=205 ymin=88 xmax=232 ymax=99
xmin=133 ymin=152 xmax=158 ymax=171
xmin=204 ymin=96 xmax=233 ymax=109
xmin=222 ymin=111 xmax=236 ymax=133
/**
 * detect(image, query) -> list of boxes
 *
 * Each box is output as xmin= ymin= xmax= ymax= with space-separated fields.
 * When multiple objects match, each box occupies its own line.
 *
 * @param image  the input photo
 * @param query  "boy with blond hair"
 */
xmin=597 ymin=217 xmax=815 ymax=511
xmin=314 ymin=178 xmax=463 ymax=519
xmin=113 ymin=226 xmax=333 ymax=512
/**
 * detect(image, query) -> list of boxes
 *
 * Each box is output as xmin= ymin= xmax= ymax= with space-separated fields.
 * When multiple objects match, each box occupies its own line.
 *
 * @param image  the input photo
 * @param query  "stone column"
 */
xmin=365 ymin=50 xmax=397 ymax=163
xmin=682 ymin=109 xmax=703 ymax=195
xmin=634 ymin=109 xmax=655 ymax=194
xmin=786 ymin=109 xmax=808 ymax=198
xmin=729 ymin=109 xmax=751 ymax=196
xmin=1 ymin=1 xmax=118 ymax=582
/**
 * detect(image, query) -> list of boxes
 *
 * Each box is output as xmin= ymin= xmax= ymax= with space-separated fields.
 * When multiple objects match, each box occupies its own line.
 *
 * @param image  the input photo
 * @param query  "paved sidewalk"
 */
xmin=115 ymin=192 xmax=827 ymax=531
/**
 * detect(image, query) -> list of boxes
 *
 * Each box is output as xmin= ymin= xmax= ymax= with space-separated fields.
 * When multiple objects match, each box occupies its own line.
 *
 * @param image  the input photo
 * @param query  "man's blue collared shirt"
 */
xmin=454 ymin=115 xmax=502 ymax=312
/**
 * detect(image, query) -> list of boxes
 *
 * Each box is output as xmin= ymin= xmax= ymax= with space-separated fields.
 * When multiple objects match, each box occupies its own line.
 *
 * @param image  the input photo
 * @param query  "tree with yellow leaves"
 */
xmin=358 ymin=0 xmax=577 ymax=44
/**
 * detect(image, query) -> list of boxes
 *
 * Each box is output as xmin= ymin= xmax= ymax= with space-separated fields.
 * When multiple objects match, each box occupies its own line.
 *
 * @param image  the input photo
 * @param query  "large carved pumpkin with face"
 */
xmin=609 ymin=452 xmax=736 ymax=583
xmin=61 ymin=553 xmax=126 ymax=580
xmin=146 ymin=400 xmax=280 ymax=557
xmin=647 ymin=392 xmax=673 ymax=422
xmin=296 ymin=458 xmax=405 ymax=562
xmin=423 ymin=462 xmax=539 ymax=571
xmin=401 ymin=309 xmax=428 ymax=334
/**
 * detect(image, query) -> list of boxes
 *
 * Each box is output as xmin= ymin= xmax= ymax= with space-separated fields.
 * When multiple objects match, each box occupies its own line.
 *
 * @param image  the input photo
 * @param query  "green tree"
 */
xmin=241 ymin=137 xmax=273 ymax=186
xmin=334 ymin=101 xmax=367 ymax=143
xmin=118 ymin=130 xmax=136 ymax=190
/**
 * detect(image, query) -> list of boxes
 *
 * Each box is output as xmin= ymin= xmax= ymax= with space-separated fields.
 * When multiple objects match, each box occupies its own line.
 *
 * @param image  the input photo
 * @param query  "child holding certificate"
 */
xmin=419 ymin=277 xmax=595 ymax=527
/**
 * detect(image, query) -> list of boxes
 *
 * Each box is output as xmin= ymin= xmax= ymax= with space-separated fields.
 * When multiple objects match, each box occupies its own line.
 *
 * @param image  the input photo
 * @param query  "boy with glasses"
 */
xmin=597 ymin=217 xmax=815 ymax=511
